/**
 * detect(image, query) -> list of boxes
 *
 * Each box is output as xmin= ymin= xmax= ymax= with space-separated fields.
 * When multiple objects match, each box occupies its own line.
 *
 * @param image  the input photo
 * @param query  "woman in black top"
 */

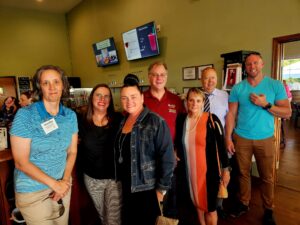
xmin=78 ymin=84 xmax=123 ymax=225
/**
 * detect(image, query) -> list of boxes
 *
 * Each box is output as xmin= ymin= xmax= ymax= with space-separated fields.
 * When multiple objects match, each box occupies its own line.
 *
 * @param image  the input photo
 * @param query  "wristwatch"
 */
xmin=263 ymin=103 xmax=272 ymax=110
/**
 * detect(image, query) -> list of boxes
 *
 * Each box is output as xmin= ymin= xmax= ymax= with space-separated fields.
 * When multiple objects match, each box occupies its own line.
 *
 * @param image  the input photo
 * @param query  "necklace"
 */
xmin=187 ymin=114 xmax=201 ymax=132
xmin=118 ymin=132 xmax=128 ymax=164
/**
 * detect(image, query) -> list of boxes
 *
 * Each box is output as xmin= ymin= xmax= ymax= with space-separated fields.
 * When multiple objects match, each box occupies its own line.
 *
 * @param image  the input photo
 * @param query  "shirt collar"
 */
xmin=201 ymin=87 xmax=216 ymax=96
xmin=36 ymin=101 xmax=65 ymax=120
xmin=146 ymin=88 xmax=169 ymax=101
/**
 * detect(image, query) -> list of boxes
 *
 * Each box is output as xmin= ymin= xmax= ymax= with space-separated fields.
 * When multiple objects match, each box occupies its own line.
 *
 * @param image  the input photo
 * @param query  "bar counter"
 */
xmin=0 ymin=148 xmax=13 ymax=225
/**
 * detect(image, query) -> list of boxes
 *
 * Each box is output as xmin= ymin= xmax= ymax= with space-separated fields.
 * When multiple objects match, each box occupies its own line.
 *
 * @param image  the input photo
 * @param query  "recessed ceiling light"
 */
xmin=36 ymin=0 xmax=44 ymax=3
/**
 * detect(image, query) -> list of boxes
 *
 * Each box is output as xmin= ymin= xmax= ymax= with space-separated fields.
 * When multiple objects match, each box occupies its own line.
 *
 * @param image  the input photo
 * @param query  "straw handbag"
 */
xmin=155 ymin=202 xmax=179 ymax=225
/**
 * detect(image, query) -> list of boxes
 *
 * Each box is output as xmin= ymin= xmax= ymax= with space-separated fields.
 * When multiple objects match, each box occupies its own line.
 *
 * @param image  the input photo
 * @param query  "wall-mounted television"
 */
xmin=122 ymin=21 xmax=160 ymax=61
xmin=92 ymin=37 xmax=119 ymax=67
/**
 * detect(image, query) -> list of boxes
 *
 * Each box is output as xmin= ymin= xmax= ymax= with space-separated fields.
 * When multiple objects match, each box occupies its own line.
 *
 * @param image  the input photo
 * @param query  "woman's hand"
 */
xmin=221 ymin=170 xmax=230 ymax=187
xmin=156 ymin=190 xmax=165 ymax=203
xmin=51 ymin=179 xmax=71 ymax=200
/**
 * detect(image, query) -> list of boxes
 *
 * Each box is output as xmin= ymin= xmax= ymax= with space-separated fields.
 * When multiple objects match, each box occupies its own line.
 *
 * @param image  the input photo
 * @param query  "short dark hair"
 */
xmin=244 ymin=52 xmax=263 ymax=63
xmin=122 ymin=73 xmax=142 ymax=93
xmin=86 ymin=83 xmax=115 ymax=125
xmin=20 ymin=90 xmax=33 ymax=99
xmin=32 ymin=65 xmax=69 ymax=100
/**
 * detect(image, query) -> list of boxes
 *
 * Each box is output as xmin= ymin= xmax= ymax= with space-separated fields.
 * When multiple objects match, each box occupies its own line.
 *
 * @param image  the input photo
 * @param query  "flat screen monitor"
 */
xmin=122 ymin=21 xmax=160 ymax=61
xmin=92 ymin=37 xmax=119 ymax=67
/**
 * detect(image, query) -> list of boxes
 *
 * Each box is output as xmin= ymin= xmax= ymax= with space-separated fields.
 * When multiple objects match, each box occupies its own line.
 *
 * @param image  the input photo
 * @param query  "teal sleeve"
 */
xmin=10 ymin=108 xmax=32 ymax=139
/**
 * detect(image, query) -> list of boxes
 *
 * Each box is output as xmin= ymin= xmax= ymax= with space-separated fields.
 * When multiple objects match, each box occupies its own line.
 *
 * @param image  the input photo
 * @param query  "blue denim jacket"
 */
xmin=116 ymin=107 xmax=175 ymax=193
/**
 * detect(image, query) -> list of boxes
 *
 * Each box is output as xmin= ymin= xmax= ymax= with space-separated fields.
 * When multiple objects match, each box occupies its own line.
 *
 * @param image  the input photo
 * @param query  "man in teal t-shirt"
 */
xmin=225 ymin=52 xmax=291 ymax=225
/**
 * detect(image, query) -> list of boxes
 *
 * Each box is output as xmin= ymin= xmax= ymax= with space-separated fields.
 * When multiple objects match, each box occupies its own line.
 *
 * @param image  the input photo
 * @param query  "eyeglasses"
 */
xmin=95 ymin=93 xmax=110 ymax=101
xmin=150 ymin=73 xmax=167 ymax=78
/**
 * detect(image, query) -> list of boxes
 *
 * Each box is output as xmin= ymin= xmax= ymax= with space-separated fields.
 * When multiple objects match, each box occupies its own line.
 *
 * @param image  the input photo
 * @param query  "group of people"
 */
xmin=0 ymin=91 xmax=33 ymax=129
xmin=9 ymin=52 xmax=291 ymax=225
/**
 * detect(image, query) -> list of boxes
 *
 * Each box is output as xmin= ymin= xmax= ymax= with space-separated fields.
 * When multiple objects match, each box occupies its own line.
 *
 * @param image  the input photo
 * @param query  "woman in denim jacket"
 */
xmin=115 ymin=74 xmax=175 ymax=225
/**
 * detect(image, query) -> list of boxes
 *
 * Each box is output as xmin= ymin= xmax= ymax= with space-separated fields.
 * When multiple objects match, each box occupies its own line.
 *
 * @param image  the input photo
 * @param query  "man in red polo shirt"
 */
xmin=144 ymin=61 xmax=185 ymax=219
xmin=144 ymin=61 xmax=185 ymax=142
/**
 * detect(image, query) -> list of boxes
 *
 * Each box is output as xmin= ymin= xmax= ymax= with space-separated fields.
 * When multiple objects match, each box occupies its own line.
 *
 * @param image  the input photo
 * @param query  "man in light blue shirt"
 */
xmin=226 ymin=52 xmax=291 ymax=225
xmin=201 ymin=67 xmax=229 ymax=219
xmin=201 ymin=67 xmax=229 ymax=127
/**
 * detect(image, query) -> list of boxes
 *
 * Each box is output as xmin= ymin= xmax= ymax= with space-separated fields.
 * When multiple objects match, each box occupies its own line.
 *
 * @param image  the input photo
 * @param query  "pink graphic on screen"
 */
xmin=148 ymin=33 xmax=157 ymax=51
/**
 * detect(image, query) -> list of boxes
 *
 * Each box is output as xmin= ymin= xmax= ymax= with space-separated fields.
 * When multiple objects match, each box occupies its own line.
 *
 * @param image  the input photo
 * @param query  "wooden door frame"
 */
xmin=271 ymin=33 xmax=300 ymax=80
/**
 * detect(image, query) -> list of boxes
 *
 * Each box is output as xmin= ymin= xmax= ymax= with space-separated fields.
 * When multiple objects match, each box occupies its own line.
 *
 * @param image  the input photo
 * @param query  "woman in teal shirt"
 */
xmin=10 ymin=65 xmax=78 ymax=225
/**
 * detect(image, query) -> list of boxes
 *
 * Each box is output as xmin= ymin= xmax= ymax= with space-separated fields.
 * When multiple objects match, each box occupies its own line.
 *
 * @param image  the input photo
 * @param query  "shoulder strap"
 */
xmin=209 ymin=113 xmax=222 ymax=177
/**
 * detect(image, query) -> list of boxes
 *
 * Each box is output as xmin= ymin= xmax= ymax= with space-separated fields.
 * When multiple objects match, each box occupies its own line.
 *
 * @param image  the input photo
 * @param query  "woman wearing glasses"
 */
xmin=78 ymin=84 xmax=123 ymax=225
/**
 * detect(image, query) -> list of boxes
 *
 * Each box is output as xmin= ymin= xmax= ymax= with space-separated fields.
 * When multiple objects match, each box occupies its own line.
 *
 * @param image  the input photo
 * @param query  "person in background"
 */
xmin=226 ymin=52 xmax=291 ymax=225
xmin=144 ymin=61 xmax=185 ymax=218
xmin=78 ymin=83 xmax=123 ymax=225
xmin=0 ymin=96 xmax=19 ymax=123
xmin=10 ymin=65 xmax=78 ymax=225
xmin=280 ymin=81 xmax=292 ymax=148
xmin=175 ymin=88 xmax=230 ymax=225
xmin=116 ymin=74 xmax=175 ymax=225
xmin=19 ymin=90 xmax=33 ymax=107
xmin=283 ymin=80 xmax=292 ymax=102
xmin=200 ymin=67 xmax=229 ymax=219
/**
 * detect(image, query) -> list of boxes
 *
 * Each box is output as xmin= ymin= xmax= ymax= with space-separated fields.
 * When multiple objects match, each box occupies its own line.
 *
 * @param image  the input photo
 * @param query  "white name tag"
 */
xmin=41 ymin=118 xmax=59 ymax=134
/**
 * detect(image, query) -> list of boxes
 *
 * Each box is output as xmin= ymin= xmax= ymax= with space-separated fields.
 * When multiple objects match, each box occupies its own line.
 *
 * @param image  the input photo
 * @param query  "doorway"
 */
xmin=271 ymin=33 xmax=300 ymax=224
xmin=271 ymin=33 xmax=300 ymax=80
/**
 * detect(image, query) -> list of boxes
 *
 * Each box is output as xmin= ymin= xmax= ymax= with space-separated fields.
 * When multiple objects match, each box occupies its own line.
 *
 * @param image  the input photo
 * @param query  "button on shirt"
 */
xmin=206 ymin=88 xmax=229 ymax=127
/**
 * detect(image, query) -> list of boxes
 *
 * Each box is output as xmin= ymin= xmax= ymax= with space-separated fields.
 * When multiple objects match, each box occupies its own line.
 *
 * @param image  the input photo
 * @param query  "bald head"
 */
xmin=201 ymin=67 xmax=218 ymax=93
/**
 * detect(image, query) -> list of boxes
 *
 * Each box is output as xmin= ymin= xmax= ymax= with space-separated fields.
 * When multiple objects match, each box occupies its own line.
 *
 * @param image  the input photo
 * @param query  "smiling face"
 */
xmin=121 ymin=86 xmax=144 ymax=115
xmin=245 ymin=54 xmax=264 ymax=79
xmin=187 ymin=91 xmax=204 ymax=116
xmin=40 ymin=69 xmax=64 ymax=103
xmin=92 ymin=86 xmax=111 ymax=113
xmin=148 ymin=64 xmax=168 ymax=91
xmin=201 ymin=68 xmax=217 ymax=93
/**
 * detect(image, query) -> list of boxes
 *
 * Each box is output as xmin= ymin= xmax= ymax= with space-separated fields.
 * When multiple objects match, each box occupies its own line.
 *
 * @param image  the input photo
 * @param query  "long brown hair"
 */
xmin=85 ymin=84 xmax=115 ymax=125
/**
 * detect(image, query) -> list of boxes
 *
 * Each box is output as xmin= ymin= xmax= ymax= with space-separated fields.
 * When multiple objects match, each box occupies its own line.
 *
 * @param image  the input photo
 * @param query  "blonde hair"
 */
xmin=186 ymin=87 xmax=205 ymax=101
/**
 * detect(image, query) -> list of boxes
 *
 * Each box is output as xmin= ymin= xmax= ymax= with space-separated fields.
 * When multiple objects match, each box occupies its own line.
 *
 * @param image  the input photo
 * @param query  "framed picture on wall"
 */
xmin=197 ymin=64 xmax=214 ymax=79
xmin=183 ymin=87 xmax=190 ymax=94
xmin=223 ymin=63 xmax=242 ymax=90
xmin=182 ymin=66 xmax=196 ymax=80
xmin=182 ymin=87 xmax=198 ymax=94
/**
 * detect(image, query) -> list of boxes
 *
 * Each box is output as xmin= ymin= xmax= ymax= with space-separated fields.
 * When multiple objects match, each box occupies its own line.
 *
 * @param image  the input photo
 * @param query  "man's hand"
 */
xmin=250 ymin=93 xmax=268 ymax=107
xmin=226 ymin=139 xmax=235 ymax=155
